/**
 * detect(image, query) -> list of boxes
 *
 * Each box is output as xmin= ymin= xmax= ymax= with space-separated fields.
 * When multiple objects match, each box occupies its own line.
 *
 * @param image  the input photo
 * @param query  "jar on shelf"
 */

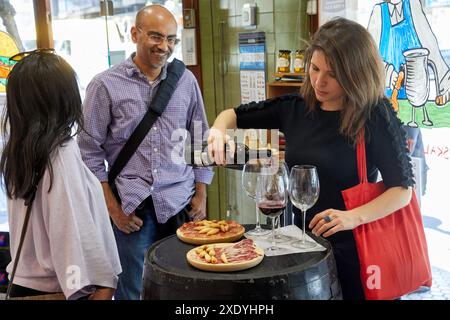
xmin=293 ymin=49 xmax=305 ymax=73
xmin=277 ymin=50 xmax=291 ymax=73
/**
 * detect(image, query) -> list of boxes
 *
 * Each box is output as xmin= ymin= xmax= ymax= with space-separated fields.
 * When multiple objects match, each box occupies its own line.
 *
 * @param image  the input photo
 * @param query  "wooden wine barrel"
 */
xmin=142 ymin=228 xmax=342 ymax=300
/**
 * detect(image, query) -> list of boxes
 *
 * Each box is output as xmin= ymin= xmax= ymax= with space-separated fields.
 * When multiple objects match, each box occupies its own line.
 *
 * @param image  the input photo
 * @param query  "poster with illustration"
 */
xmin=320 ymin=0 xmax=450 ymax=128
xmin=0 ymin=30 xmax=19 ymax=92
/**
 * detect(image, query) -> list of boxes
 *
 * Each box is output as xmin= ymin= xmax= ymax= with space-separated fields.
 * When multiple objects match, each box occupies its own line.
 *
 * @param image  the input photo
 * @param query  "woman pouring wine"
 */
xmin=207 ymin=17 xmax=414 ymax=300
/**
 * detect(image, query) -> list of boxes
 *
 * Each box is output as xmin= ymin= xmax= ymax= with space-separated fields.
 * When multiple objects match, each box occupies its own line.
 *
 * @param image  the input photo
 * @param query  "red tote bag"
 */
xmin=341 ymin=130 xmax=432 ymax=300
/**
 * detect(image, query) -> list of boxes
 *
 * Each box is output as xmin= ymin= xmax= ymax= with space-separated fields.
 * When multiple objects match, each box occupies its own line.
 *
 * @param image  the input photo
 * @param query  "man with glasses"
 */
xmin=78 ymin=4 xmax=213 ymax=300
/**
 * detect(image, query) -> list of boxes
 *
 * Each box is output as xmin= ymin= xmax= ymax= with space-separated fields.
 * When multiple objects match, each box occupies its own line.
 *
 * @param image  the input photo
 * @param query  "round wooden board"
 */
xmin=176 ymin=225 xmax=245 ymax=245
xmin=186 ymin=242 xmax=264 ymax=272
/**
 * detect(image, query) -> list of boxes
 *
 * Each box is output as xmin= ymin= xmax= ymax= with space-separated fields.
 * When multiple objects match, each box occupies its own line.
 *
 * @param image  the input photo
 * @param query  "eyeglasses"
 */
xmin=137 ymin=28 xmax=180 ymax=46
xmin=9 ymin=48 xmax=56 ymax=62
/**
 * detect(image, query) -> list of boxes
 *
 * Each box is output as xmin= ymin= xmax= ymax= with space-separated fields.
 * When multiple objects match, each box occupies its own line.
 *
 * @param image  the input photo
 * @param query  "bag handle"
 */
xmin=357 ymin=128 xmax=368 ymax=184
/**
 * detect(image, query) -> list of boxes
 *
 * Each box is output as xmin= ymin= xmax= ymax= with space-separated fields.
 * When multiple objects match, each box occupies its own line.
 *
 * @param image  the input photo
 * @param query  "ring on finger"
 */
xmin=323 ymin=215 xmax=332 ymax=223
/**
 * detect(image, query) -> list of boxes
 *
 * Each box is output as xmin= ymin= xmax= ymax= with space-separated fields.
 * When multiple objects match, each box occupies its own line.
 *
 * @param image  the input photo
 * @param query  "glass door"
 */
xmin=50 ymin=0 xmax=184 ymax=99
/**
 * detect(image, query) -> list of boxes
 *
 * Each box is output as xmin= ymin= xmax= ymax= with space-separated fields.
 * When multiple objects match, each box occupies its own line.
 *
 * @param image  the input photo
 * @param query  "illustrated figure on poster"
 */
xmin=0 ymin=0 xmax=24 ymax=51
xmin=368 ymin=0 xmax=450 ymax=128
xmin=0 ymin=31 xmax=19 ymax=92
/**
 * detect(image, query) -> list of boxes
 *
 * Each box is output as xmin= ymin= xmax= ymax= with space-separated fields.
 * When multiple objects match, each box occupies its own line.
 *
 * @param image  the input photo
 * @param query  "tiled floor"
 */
xmin=402 ymin=267 xmax=450 ymax=300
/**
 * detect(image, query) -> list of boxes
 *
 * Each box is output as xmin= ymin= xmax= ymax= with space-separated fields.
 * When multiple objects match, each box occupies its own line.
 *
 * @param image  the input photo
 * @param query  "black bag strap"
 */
xmin=6 ymin=188 xmax=37 ymax=300
xmin=108 ymin=59 xmax=186 ymax=185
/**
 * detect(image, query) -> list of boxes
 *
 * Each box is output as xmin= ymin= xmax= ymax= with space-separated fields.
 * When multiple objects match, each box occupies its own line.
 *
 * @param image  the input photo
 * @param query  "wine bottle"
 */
xmin=184 ymin=142 xmax=272 ymax=170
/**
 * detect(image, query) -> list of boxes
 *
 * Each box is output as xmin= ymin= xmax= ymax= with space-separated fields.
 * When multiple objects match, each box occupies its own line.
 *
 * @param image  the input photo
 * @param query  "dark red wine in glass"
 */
xmin=258 ymin=201 xmax=286 ymax=218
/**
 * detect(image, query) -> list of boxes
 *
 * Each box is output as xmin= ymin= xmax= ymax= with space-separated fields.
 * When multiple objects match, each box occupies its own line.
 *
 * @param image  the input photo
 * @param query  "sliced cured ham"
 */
xmin=186 ymin=239 xmax=264 ymax=272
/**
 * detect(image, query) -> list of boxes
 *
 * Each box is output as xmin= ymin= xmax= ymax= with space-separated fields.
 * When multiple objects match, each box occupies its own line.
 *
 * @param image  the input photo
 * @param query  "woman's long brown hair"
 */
xmin=300 ymin=17 xmax=386 ymax=144
xmin=0 ymin=52 xmax=83 ymax=201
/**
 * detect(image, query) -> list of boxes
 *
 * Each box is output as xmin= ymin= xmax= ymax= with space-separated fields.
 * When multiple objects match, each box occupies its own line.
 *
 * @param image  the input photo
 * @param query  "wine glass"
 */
xmin=272 ymin=161 xmax=292 ymax=243
xmin=242 ymin=159 xmax=271 ymax=236
xmin=289 ymin=165 xmax=320 ymax=249
xmin=255 ymin=168 xmax=288 ymax=252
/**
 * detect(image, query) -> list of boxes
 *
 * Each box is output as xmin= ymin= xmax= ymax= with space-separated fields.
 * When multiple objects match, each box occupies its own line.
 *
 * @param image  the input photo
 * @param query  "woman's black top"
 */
xmin=235 ymin=94 xmax=414 ymax=245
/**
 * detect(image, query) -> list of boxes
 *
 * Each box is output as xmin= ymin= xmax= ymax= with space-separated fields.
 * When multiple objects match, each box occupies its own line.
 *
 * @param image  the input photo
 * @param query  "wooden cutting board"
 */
xmin=176 ymin=224 xmax=245 ymax=245
xmin=186 ymin=242 xmax=264 ymax=272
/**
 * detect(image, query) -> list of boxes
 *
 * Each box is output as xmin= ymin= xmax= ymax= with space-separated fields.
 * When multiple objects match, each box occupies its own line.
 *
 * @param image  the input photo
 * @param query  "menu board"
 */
xmin=239 ymin=32 xmax=266 ymax=104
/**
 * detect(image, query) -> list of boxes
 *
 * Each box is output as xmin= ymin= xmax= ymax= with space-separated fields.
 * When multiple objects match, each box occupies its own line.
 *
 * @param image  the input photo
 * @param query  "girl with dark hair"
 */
xmin=1 ymin=51 xmax=121 ymax=299
xmin=208 ymin=17 xmax=414 ymax=299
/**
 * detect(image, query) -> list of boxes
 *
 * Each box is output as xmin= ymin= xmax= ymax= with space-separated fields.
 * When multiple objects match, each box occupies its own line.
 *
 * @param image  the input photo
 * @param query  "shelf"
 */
xmin=266 ymin=81 xmax=303 ymax=98
xmin=274 ymin=72 xmax=306 ymax=78
xmin=268 ymin=81 xmax=304 ymax=87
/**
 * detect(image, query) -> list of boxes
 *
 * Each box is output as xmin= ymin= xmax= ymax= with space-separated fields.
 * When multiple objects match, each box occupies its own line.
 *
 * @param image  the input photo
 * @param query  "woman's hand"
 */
xmin=207 ymin=109 xmax=238 ymax=165
xmin=309 ymin=209 xmax=361 ymax=238
xmin=207 ymin=127 xmax=235 ymax=166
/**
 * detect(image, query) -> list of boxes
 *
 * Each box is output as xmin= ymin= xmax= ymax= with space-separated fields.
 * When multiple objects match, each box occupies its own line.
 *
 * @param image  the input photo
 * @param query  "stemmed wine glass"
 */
xmin=272 ymin=161 xmax=292 ymax=243
xmin=242 ymin=159 xmax=270 ymax=236
xmin=288 ymin=165 xmax=320 ymax=249
xmin=255 ymin=166 xmax=288 ymax=252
